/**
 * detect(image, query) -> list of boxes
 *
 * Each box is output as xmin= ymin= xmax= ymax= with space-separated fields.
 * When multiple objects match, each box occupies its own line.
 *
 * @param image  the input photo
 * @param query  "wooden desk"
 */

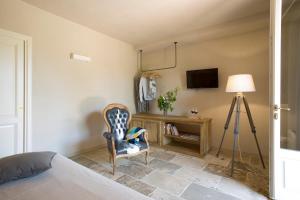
xmin=130 ymin=113 xmax=212 ymax=157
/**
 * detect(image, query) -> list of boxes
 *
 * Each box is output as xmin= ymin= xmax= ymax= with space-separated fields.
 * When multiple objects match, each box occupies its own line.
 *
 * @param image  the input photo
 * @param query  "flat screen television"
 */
xmin=186 ymin=68 xmax=219 ymax=88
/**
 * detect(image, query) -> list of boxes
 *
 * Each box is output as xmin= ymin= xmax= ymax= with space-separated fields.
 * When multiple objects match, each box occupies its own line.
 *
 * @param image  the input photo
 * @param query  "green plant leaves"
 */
xmin=157 ymin=87 xmax=179 ymax=112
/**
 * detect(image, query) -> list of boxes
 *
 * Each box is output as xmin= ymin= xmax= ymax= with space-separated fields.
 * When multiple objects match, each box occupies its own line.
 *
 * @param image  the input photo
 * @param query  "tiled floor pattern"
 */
xmin=71 ymin=147 xmax=268 ymax=200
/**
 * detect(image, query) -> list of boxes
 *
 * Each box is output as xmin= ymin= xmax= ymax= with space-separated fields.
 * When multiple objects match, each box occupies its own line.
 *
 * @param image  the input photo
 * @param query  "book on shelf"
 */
xmin=171 ymin=125 xmax=179 ymax=136
xmin=165 ymin=123 xmax=180 ymax=136
xmin=166 ymin=123 xmax=172 ymax=135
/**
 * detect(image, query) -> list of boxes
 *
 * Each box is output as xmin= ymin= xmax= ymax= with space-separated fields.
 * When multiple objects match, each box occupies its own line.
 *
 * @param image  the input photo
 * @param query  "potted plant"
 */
xmin=157 ymin=87 xmax=179 ymax=116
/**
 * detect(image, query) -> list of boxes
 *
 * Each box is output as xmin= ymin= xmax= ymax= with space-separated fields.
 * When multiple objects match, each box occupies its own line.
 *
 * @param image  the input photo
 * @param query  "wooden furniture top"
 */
xmin=132 ymin=113 xmax=212 ymax=124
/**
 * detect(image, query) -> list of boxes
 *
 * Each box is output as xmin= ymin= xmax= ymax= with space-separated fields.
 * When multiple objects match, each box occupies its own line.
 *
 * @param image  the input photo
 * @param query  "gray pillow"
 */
xmin=0 ymin=151 xmax=56 ymax=185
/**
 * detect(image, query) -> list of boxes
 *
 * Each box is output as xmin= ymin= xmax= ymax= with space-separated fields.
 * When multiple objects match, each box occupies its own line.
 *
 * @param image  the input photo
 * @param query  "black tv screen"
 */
xmin=186 ymin=68 xmax=219 ymax=88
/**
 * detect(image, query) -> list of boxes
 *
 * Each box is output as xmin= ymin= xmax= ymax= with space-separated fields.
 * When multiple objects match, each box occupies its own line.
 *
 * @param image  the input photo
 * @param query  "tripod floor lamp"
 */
xmin=216 ymin=74 xmax=265 ymax=176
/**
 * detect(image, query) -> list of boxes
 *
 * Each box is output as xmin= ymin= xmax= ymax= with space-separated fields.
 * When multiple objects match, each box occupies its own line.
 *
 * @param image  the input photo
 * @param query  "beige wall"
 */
xmin=0 ymin=0 xmax=269 ymax=156
xmin=0 ymin=0 xmax=137 ymax=156
xmin=144 ymin=30 xmax=269 ymax=155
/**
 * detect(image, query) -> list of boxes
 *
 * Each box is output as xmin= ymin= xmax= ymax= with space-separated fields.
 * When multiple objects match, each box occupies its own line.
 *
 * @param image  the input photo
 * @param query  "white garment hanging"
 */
xmin=149 ymin=78 xmax=157 ymax=99
xmin=139 ymin=77 xmax=157 ymax=102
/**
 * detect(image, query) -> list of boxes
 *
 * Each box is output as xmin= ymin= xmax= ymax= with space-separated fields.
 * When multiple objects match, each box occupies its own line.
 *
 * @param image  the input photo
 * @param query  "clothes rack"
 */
xmin=141 ymin=71 xmax=161 ymax=79
xmin=139 ymin=42 xmax=177 ymax=72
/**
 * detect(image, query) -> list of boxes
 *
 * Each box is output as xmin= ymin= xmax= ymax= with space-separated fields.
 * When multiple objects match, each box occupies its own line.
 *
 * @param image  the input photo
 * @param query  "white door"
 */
xmin=0 ymin=33 xmax=25 ymax=158
xmin=270 ymin=0 xmax=300 ymax=199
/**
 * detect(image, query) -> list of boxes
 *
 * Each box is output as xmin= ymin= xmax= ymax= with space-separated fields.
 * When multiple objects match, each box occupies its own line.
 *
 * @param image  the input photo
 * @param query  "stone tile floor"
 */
xmin=71 ymin=147 xmax=269 ymax=200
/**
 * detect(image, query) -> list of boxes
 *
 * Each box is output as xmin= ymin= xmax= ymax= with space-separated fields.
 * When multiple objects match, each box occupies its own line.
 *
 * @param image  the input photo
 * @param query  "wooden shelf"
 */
xmin=133 ymin=113 xmax=211 ymax=124
xmin=131 ymin=113 xmax=212 ymax=157
xmin=164 ymin=133 xmax=199 ymax=145
xmin=163 ymin=141 xmax=201 ymax=157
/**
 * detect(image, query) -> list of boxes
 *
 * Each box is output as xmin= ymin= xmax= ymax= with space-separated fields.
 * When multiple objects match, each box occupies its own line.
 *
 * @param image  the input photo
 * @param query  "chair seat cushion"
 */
xmin=116 ymin=141 xmax=148 ymax=155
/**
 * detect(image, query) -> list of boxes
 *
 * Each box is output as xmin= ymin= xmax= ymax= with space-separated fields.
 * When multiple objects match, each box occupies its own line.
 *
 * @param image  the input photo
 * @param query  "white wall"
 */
xmin=143 ymin=30 xmax=269 ymax=155
xmin=0 ymin=0 xmax=137 ymax=156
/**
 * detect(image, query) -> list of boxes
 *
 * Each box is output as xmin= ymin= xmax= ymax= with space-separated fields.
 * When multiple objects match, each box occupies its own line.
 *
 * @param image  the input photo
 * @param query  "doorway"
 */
xmin=0 ymin=29 xmax=32 ymax=158
xmin=270 ymin=0 xmax=300 ymax=199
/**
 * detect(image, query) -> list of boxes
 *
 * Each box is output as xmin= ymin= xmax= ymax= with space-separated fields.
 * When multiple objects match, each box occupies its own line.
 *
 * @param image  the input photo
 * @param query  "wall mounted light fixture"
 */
xmin=70 ymin=53 xmax=91 ymax=62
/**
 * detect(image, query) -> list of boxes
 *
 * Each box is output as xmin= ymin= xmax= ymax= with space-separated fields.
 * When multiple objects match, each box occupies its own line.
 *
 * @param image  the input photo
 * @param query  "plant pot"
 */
xmin=163 ymin=109 xmax=168 ymax=117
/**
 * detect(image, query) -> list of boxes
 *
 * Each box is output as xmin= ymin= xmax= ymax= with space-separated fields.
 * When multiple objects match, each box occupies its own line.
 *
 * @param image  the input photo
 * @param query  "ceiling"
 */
xmin=22 ymin=0 xmax=269 ymax=49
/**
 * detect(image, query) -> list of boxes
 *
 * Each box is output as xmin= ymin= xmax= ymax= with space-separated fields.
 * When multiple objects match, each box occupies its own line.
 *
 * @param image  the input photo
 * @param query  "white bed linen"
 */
xmin=0 ymin=154 xmax=151 ymax=200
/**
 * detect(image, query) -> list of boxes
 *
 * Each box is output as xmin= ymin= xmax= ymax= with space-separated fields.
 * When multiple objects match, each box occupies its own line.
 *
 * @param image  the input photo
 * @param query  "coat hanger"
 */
xmin=141 ymin=71 xmax=161 ymax=79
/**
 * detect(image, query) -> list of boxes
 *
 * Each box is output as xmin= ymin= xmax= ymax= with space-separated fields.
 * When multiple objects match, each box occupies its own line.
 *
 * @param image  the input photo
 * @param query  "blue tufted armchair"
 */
xmin=103 ymin=103 xmax=149 ymax=174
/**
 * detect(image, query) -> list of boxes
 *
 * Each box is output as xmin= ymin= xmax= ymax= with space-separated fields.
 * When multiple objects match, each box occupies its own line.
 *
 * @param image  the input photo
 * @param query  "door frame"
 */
xmin=269 ymin=0 xmax=281 ymax=198
xmin=0 ymin=28 xmax=32 ymax=152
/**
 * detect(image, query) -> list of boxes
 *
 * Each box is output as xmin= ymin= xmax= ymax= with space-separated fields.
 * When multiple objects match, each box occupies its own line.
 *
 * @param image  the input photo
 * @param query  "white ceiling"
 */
xmin=22 ymin=0 xmax=269 ymax=49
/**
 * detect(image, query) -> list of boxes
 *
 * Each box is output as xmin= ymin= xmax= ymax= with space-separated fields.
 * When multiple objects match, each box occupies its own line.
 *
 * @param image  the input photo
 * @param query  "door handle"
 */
xmin=273 ymin=105 xmax=291 ymax=111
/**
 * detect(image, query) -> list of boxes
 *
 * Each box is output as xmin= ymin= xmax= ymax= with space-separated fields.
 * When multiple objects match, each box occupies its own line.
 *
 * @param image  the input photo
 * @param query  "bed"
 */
xmin=0 ymin=154 xmax=151 ymax=200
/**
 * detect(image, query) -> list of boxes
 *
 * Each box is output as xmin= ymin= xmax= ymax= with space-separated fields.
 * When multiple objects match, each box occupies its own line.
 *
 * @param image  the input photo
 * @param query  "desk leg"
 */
xmin=200 ymin=122 xmax=209 ymax=156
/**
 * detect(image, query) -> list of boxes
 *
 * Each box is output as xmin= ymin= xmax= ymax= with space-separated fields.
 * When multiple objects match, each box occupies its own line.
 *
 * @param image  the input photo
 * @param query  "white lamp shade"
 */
xmin=225 ymin=74 xmax=256 ymax=93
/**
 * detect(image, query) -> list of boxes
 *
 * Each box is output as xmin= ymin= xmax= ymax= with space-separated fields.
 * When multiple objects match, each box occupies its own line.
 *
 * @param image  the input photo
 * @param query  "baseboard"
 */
xmin=67 ymin=143 xmax=107 ymax=158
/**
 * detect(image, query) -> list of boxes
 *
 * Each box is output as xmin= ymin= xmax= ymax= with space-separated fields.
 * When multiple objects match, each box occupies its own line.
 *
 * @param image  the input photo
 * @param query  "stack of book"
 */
xmin=165 ymin=123 xmax=179 ymax=136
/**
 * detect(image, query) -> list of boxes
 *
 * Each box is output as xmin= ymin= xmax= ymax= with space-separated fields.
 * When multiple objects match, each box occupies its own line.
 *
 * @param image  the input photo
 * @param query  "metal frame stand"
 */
xmin=216 ymin=93 xmax=266 ymax=176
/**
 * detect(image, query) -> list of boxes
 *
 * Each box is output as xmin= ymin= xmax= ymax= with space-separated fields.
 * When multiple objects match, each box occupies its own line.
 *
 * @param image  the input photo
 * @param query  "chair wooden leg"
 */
xmin=112 ymin=156 xmax=116 ymax=175
xmin=109 ymin=154 xmax=111 ymax=163
xmin=145 ymin=151 xmax=149 ymax=165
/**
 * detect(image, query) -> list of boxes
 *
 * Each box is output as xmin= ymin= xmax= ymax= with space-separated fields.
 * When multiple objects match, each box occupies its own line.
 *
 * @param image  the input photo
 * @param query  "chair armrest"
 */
xmin=138 ymin=131 xmax=149 ymax=144
xmin=103 ymin=132 xmax=117 ymax=154
xmin=103 ymin=132 xmax=113 ymax=140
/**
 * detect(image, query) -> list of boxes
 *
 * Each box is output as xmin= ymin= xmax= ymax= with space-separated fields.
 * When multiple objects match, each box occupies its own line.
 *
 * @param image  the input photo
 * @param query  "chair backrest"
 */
xmin=103 ymin=103 xmax=131 ymax=143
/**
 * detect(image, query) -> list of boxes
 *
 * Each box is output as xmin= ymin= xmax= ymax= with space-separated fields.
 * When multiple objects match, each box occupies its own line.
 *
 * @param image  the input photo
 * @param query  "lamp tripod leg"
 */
xmin=253 ymin=134 xmax=266 ymax=168
xmin=216 ymin=96 xmax=237 ymax=157
xmin=242 ymin=97 xmax=266 ymax=169
xmin=216 ymin=129 xmax=227 ymax=158
xmin=231 ymin=132 xmax=239 ymax=176
xmin=231 ymin=96 xmax=241 ymax=176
